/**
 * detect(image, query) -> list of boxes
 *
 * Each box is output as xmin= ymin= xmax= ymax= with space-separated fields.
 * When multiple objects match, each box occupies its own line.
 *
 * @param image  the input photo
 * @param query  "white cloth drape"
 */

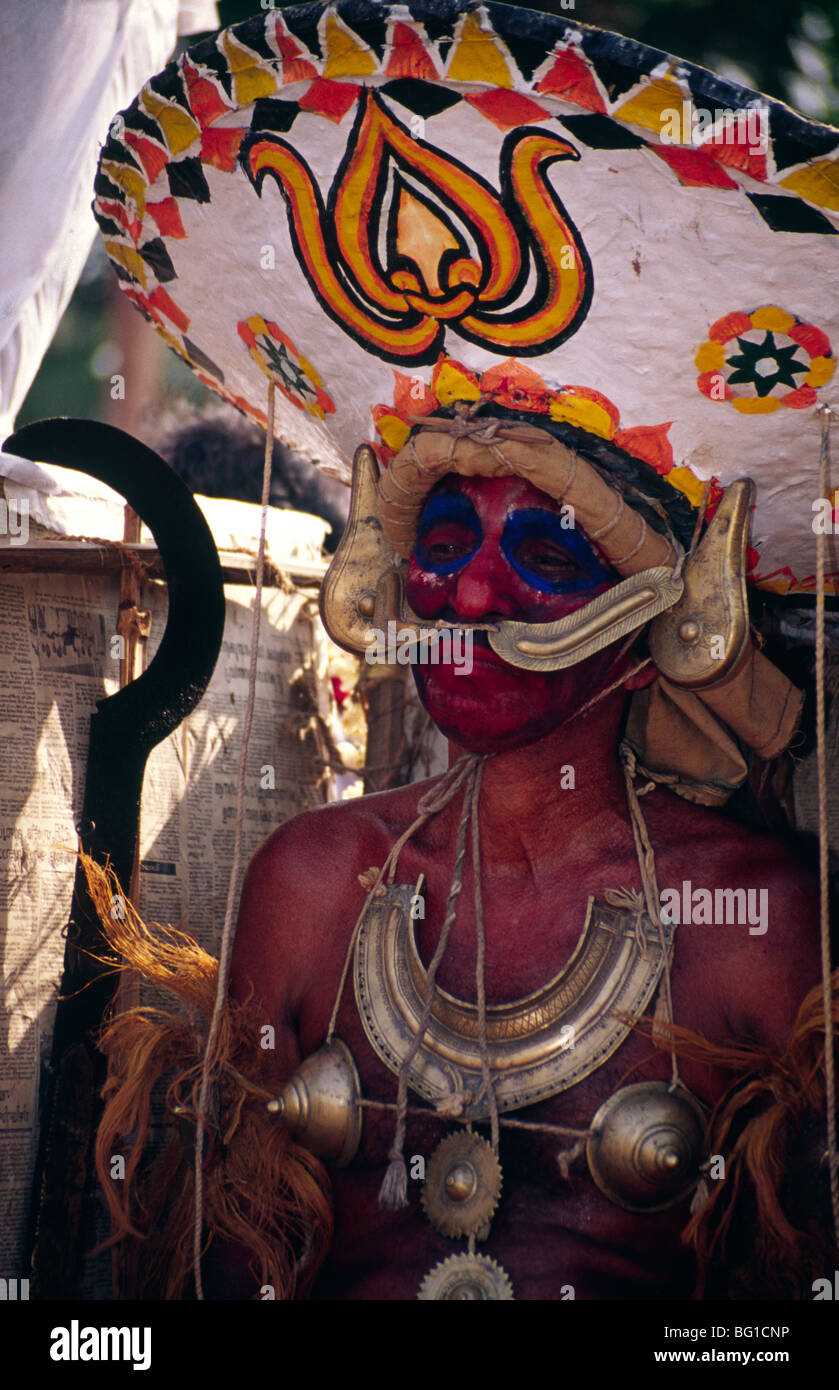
xmin=0 ymin=0 xmax=219 ymax=439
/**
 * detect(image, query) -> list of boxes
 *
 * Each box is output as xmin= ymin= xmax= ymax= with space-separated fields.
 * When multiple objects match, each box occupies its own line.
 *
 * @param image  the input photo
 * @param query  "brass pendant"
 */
xmin=418 ymin=1253 xmax=514 ymax=1301
xmin=354 ymin=886 xmax=675 ymax=1119
xmin=586 ymin=1081 xmax=707 ymax=1212
xmin=422 ymin=1132 xmax=502 ymax=1240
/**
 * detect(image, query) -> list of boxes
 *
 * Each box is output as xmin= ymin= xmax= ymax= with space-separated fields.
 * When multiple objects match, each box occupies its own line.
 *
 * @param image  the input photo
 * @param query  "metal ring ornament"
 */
xmin=417 ymin=1253 xmax=514 ymax=1301
xmin=421 ymin=1132 xmax=503 ymax=1239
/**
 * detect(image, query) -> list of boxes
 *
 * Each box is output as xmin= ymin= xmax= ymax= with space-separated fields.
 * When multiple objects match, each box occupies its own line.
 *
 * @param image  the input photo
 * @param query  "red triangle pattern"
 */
xmin=465 ymin=88 xmax=551 ymax=132
xmin=651 ymin=144 xmax=738 ymax=190
xmin=536 ymin=48 xmax=606 ymax=114
xmin=385 ymin=22 xmax=440 ymax=81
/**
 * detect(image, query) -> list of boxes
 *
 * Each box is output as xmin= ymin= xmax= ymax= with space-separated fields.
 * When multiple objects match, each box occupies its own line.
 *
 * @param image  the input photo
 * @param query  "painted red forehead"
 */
xmin=426 ymin=471 xmax=564 ymax=522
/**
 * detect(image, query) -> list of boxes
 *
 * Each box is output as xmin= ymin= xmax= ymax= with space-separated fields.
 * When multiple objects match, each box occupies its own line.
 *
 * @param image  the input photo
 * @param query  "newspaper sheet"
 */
xmin=0 ymin=559 xmax=343 ymax=1294
xmin=0 ymin=571 xmax=120 ymax=1282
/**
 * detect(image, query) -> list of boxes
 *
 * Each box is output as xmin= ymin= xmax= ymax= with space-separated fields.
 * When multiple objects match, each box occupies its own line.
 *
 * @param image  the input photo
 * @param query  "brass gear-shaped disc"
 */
xmin=421 ymin=1131 xmax=502 ymax=1239
xmin=418 ymin=1253 xmax=514 ymax=1301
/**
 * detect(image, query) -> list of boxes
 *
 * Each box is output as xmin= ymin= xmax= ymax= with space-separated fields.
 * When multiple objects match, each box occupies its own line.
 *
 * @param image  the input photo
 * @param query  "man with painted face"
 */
xmin=229 ymin=403 xmax=820 ymax=1301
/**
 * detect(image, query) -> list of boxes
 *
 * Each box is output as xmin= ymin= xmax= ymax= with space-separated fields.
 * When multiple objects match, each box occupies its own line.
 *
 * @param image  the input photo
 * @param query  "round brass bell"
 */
xmin=267 ymin=1038 xmax=362 ymax=1168
xmin=586 ymin=1081 xmax=706 ymax=1213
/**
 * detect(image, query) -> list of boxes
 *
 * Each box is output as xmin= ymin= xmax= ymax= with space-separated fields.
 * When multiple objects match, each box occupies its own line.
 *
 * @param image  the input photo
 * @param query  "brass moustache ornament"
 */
xmin=319 ymin=445 xmax=688 ymax=676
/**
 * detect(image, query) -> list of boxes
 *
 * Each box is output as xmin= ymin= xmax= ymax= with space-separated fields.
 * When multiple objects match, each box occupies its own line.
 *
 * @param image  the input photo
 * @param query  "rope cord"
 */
xmin=324 ymin=754 xmax=478 ymax=1043
xmin=378 ymin=760 xmax=481 ymax=1209
xmin=356 ymin=1096 xmax=590 ymax=1140
xmin=815 ymin=404 xmax=839 ymax=1248
xmin=620 ymin=744 xmax=681 ymax=1090
xmin=470 ymin=758 xmax=499 ymax=1152
xmin=570 ymin=652 xmax=650 ymax=724
xmin=192 ymin=382 xmax=276 ymax=1300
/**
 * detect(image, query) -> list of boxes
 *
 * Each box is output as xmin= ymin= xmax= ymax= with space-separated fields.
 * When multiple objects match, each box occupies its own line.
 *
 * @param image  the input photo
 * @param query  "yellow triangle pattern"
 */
xmin=323 ymin=13 xmax=377 ymax=78
xmin=141 ymin=90 xmax=200 ymax=156
xmin=104 ymin=240 xmax=147 ymax=290
xmin=613 ymin=75 xmax=690 ymax=135
xmin=447 ymin=11 xmax=513 ymax=89
xmin=778 ymin=160 xmax=839 ymax=213
xmin=221 ymin=31 xmax=278 ymax=103
xmin=100 ymin=161 xmax=147 ymax=217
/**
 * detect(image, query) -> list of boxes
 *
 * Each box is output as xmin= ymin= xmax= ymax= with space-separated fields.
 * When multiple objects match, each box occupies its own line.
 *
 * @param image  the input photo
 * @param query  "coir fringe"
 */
xmin=82 ymin=852 xmax=333 ymax=1300
xmin=649 ymin=971 xmax=839 ymax=1299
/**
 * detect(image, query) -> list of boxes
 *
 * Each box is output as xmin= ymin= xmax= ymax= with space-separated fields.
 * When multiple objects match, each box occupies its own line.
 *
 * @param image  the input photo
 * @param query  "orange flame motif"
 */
xmin=241 ymin=92 xmax=592 ymax=365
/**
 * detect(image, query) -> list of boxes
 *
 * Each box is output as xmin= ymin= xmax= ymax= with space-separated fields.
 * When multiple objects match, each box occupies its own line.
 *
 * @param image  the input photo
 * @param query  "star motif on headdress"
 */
xmin=257 ymin=335 xmax=316 ymax=400
xmin=726 ymin=331 xmax=808 ymax=398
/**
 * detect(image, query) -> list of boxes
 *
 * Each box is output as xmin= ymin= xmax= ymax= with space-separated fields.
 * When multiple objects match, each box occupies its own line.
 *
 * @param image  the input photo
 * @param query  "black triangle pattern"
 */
xmin=230 ymin=18 xmax=278 ymax=64
xmin=747 ymin=193 xmax=838 ymax=236
xmin=122 ymin=108 xmax=165 ymax=143
xmin=484 ymin=14 xmax=554 ymax=84
xmin=139 ymin=238 xmax=178 ymax=284
xmin=183 ymin=337 xmax=225 ymax=381
xmin=557 ymin=113 xmax=645 ymax=149
xmin=282 ymin=3 xmax=327 ymax=61
xmin=93 ymin=212 xmax=123 ymax=239
xmin=333 ymin=0 xmax=390 ymax=59
xmin=94 ymin=171 xmax=123 ymax=201
xmin=185 ymin=43 xmax=234 ymax=100
xmin=406 ymin=1 xmax=460 ymax=49
xmin=147 ymin=63 xmax=189 ymax=111
xmin=166 ymin=157 xmax=211 ymax=204
xmin=249 ymin=99 xmax=301 ymax=136
xmin=579 ymin=29 xmax=662 ymax=102
xmin=110 ymin=262 xmax=140 ymax=286
xmin=768 ymin=108 xmax=839 ymax=173
xmin=379 ymin=79 xmax=462 ymax=119
xmin=100 ymin=139 xmax=143 ymax=173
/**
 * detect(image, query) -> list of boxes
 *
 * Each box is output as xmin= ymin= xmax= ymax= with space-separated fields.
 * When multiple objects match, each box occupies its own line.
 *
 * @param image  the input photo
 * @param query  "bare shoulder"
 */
xmin=229 ymin=777 xmax=436 ymax=1018
xmin=644 ymin=786 xmax=816 ymax=893
xmin=647 ymin=789 xmax=821 ymax=1045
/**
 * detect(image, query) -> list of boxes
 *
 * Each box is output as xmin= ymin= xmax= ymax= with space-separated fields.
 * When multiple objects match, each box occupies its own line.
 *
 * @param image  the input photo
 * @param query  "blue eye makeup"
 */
xmin=501 ymin=509 xmax=613 ymax=593
xmin=414 ymin=490 xmax=482 ymax=574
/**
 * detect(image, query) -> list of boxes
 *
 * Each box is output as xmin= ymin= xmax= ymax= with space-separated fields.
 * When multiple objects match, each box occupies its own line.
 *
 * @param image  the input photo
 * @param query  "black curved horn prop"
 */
xmin=3 ymin=418 xmax=226 ymax=1296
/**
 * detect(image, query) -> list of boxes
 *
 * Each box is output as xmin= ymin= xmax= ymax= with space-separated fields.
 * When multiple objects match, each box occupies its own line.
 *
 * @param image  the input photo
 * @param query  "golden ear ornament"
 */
xmin=647 ymin=479 xmax=753 ymax=687
xmin=319 ymin=444 xmax=401 ymax=656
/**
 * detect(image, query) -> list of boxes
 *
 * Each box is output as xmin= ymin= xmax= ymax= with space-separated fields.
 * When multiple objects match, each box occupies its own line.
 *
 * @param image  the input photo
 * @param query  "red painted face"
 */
xmin=405 ymin=473 xmax=632 ymax=753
